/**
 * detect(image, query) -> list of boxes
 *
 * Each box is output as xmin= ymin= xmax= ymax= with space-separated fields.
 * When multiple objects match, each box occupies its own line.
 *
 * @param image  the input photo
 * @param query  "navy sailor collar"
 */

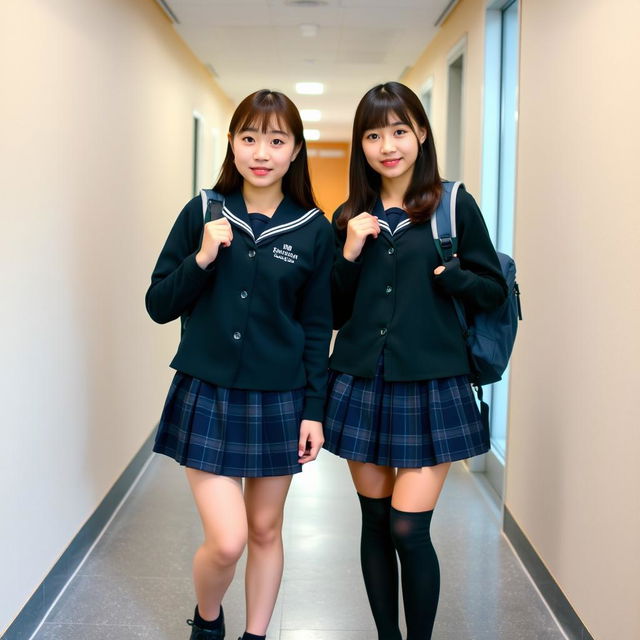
xmin=221 ymin=190 xmax=321 ymax=245
xmin=371 ymin=198 xmax=412 ymax=239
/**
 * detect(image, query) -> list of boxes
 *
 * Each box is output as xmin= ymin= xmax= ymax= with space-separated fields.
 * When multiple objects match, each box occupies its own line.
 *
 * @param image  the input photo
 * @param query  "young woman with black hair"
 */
xmin=324 ymin=82 xmax=507 ymax=639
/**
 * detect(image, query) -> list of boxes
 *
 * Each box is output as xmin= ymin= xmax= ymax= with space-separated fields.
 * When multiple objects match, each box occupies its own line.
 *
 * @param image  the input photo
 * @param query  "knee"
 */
xmin=248 ymin=517 xmax=283 ymax=548
xmin=389 ymin=508 xmax=433 ymax=553
xmin=358 ymin=493 xmax=392 ymax=532
xmin=201 ymin=536 xmax=246 ymax=567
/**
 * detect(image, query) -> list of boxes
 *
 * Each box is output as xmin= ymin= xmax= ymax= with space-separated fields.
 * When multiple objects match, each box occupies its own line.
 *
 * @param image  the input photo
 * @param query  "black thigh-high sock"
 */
xmin=390 ymin=507 xmax=440 ymax=640
xmin=357 ymin=494 xmax=402 ymax=640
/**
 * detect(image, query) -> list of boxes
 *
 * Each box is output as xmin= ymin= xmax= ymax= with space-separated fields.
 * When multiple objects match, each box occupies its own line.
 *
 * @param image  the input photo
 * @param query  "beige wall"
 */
xmin=404 ymin=0 xmax=640 ymax=638
xmin=0 ymin=0 xmax=232 ymax=631
xmin=508 ymin=1 xmax=640 ymax=638
xmin=403 ymin=0 xmax=486 ymax=193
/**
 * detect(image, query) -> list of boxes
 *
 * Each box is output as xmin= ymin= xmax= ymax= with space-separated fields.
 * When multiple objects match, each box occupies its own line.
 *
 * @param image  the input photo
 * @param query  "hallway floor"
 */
xmin=33 ymin=452 xmax=567 ymax=639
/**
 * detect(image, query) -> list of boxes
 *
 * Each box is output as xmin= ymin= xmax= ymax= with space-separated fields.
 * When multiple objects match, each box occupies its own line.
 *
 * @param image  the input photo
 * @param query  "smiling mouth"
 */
xmin=250 ymin=167 xmax=272 ymax=175
xmin=381 ymin=158 xmax=401 ymax=166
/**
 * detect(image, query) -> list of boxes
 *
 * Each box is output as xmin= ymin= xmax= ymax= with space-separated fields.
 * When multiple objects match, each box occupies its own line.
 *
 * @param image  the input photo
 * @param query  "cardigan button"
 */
xmin=387 ymin=247 xmax=395 ymax=255
xmin=248 ymin=249 xmax=256 ymax=258
xmin=233 ymin=331 xmax=242 ymax=340
xmin=240 ymin=290 xmax=248 ymax=299
xmin=385 ymin=285 xmax=393 ymax=294
xmin=380 ymin=328 xmax=387 ymax=336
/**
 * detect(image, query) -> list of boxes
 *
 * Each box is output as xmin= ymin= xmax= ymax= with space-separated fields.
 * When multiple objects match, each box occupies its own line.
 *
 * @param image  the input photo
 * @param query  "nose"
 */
xmin=381 ymin=134 xmax=396 ymax=154
xmin=254 ymin=139 xmax=270 ymax=160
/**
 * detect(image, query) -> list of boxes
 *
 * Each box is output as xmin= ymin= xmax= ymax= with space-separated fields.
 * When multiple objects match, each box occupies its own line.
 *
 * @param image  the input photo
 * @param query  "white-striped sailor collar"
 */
xmin=372 ymin=198 xmax=413 ymax=239
xmin=221 ymin=190 xmax=322 ymax=245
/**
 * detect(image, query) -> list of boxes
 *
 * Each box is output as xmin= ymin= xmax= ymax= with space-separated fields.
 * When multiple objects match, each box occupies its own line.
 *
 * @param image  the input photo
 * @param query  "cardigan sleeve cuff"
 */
xmin=184 ymin=251 xmax=217 ymax=277
xmin=333 ymin=253 xmax=363 ymax=289
xmin=302 ymin=395 xmax=325 ymax=423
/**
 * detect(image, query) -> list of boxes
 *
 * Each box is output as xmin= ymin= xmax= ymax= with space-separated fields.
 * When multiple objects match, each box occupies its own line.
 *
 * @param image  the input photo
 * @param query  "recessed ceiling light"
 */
xmin=300 ymin=109 xmax=322 ymax=122
xmin=304 ymin=129 xmax=321 ymax=141
xmin=296 ymin=82 xmax=324 ymax=95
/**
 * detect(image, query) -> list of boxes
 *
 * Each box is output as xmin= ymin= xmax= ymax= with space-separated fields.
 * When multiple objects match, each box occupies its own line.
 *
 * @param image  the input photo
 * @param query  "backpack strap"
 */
xmin=431 ymin=180 xmax=470 ymax=338
xmin=431 ymin=181 xmax=463 ymax=262
xmin=200 ymin=189 xmax=224 ymax=224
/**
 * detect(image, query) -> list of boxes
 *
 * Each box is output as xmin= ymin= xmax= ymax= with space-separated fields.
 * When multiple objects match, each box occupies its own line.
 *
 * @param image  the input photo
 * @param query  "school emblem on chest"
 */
xmin=273 ymin=243 xmax=299 ymax=264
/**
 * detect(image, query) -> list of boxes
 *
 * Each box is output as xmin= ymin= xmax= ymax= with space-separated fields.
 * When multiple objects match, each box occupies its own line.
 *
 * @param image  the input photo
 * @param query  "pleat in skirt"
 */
xmin=323 ymin=356 xmax=489 ymax=468
xmin=154 ymin=372 xmax=305 ymax=477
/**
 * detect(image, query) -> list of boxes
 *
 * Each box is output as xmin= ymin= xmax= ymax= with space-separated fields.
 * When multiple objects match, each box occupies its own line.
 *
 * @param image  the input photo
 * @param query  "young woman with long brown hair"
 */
xmin=146 ymin=90 xmax=333 ymax=640
xmin=324 ymin=82 xmax=507 ymax=639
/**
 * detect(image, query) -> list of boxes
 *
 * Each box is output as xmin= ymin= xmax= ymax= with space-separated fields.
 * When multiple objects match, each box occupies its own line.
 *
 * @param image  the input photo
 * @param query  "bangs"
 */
xmin=237 ymin=109 xmax=288 ymax=134
xmin=358 ymin=90 xmax=417 ymax=134
xmin=232 ymin=91 xmax=295 ymax=136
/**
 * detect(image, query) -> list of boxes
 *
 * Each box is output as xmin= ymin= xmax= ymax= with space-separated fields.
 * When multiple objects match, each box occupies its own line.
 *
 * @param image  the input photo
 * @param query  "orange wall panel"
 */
xmin=307 ymin=141 xmax=350 ymax=220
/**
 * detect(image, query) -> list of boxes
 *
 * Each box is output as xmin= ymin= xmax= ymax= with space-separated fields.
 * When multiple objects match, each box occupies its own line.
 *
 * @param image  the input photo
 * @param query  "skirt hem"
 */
xmin=153 ymin=448 xmax=302 ymax=478
xmin=322 ymin=441 xmax=490 ymax=468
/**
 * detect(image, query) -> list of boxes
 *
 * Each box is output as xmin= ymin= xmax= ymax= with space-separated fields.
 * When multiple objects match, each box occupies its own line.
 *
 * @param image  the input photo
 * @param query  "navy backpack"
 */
xmin=431 ymin=181 xmax=522 ymax=426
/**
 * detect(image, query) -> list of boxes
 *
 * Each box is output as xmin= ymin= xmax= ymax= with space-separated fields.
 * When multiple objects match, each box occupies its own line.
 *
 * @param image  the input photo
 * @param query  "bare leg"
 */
xmin=243 ymin=475 xmax=293 ymax=635
xmin=185 ymin=468 xmax=247 ymax=621
xmin=392 ymin=463 xmax=450 ymax=512
xmin=347 ymin=460 xmax=396 ymax=498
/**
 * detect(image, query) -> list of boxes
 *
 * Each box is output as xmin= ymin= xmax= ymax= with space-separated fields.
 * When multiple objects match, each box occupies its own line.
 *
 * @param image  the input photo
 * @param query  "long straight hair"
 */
xmin=213 ymin=90 xmax=316 ymax=210
xmin=338 ymin=82 xmax=442 ymax=228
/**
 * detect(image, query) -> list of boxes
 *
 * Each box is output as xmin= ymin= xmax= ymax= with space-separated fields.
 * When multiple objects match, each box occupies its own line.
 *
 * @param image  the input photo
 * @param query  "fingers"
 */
xmin=205 ymin=219 xmax=233 ymax=247
xmin=349 ymin=213 xmax=381 ymax=238
xmin=297 ymin=430 xmax=308 ymax=459
xmin=298 ymin=421 xmax=324 ymax=464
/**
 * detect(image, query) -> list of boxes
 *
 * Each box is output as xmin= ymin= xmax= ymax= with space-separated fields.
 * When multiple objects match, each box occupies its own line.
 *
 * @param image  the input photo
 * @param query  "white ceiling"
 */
xmin=159 ymin=0 xmax=451 ymax=140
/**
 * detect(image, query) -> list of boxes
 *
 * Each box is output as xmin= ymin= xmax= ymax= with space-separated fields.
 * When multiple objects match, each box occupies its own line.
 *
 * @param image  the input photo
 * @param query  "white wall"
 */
xmin=0 ymin=0 xmax=232 ymax=631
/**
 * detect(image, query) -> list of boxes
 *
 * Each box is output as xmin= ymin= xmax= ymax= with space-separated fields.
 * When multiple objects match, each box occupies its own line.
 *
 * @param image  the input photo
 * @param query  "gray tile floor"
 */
xmin=33 ymin=452 xmax=567 ymax=640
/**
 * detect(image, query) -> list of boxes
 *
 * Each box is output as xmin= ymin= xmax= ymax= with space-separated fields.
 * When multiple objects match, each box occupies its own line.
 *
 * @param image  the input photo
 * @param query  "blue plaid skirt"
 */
xmin=323 ymin=357 xmax=489 ymax=468
xmin=154 ymin=372 xmax=305 ymax=477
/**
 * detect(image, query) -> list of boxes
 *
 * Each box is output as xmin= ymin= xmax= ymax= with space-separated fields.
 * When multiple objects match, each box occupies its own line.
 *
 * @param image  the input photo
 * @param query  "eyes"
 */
xmin=364 ymin=127 xmax=410 ymax=141
xmin=239 ymin=135 xmax=288 ymax=146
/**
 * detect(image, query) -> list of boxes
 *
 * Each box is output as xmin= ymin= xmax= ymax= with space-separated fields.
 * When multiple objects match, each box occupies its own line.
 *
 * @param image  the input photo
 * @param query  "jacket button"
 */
xmin=240 ymin=290 xmax=248 ymax=299
xmin=248 ymin=249 xmax=256 ymax=258
xmin=233 ymin=331 xmax=242 ymax=340
xmin=385 ymin=285 xmax=393 ymax=294
xmin=380 ymin=328 xmax=387 ymax=336
xmin=388 ymin=247 xmax=395 ymax=255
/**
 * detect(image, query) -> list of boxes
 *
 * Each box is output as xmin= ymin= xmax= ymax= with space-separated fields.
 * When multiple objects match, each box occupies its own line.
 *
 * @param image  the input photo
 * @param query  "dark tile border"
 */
xmin=2 ymin=430 xmax=155 ymax=640
xmin=503 ymin=506 xmax=595 ymax=640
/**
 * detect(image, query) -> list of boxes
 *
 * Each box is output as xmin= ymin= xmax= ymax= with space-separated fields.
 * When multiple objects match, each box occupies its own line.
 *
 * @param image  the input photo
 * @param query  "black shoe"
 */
xmin=186 ymin=618 xmax=225 ymax=640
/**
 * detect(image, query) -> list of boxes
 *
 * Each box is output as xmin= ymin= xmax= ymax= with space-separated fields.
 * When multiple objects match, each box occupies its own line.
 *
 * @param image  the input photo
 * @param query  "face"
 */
xmin=229 ymin=117 xmax=301 ymax=191
xmin=361 ymin=112 xmax=426 ymax=182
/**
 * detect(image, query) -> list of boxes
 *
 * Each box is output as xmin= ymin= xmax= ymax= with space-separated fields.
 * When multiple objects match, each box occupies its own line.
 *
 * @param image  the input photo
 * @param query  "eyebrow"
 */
xmin=241 ymin=127 xmax=290 ymax=136
xmin=365 ymin=121 xmax=408 ymax=132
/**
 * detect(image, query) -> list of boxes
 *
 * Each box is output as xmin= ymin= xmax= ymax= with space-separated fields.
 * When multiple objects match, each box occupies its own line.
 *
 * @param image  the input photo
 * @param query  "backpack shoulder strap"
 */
xmin=431 ymin=181 xmax=469 ymax=337
xmin=431 ymin=181 xmax=463 ymax=262
xmin=200 ymin=189 xmax=224 ymax=224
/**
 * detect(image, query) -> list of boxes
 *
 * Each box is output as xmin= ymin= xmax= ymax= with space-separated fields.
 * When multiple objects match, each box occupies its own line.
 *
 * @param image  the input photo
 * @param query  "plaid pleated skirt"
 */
xmin=153 ymin=372 xmax=305 ymax=477
xmin=323 ymin=356 xmax=489 ymax=468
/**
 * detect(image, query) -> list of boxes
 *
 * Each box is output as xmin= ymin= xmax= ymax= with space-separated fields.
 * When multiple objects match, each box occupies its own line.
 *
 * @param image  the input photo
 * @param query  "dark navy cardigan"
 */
xmin=330 ymin=187 xmax=508 ymax=381
xmin=146 ymin=190 xmax=334 ymax=422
